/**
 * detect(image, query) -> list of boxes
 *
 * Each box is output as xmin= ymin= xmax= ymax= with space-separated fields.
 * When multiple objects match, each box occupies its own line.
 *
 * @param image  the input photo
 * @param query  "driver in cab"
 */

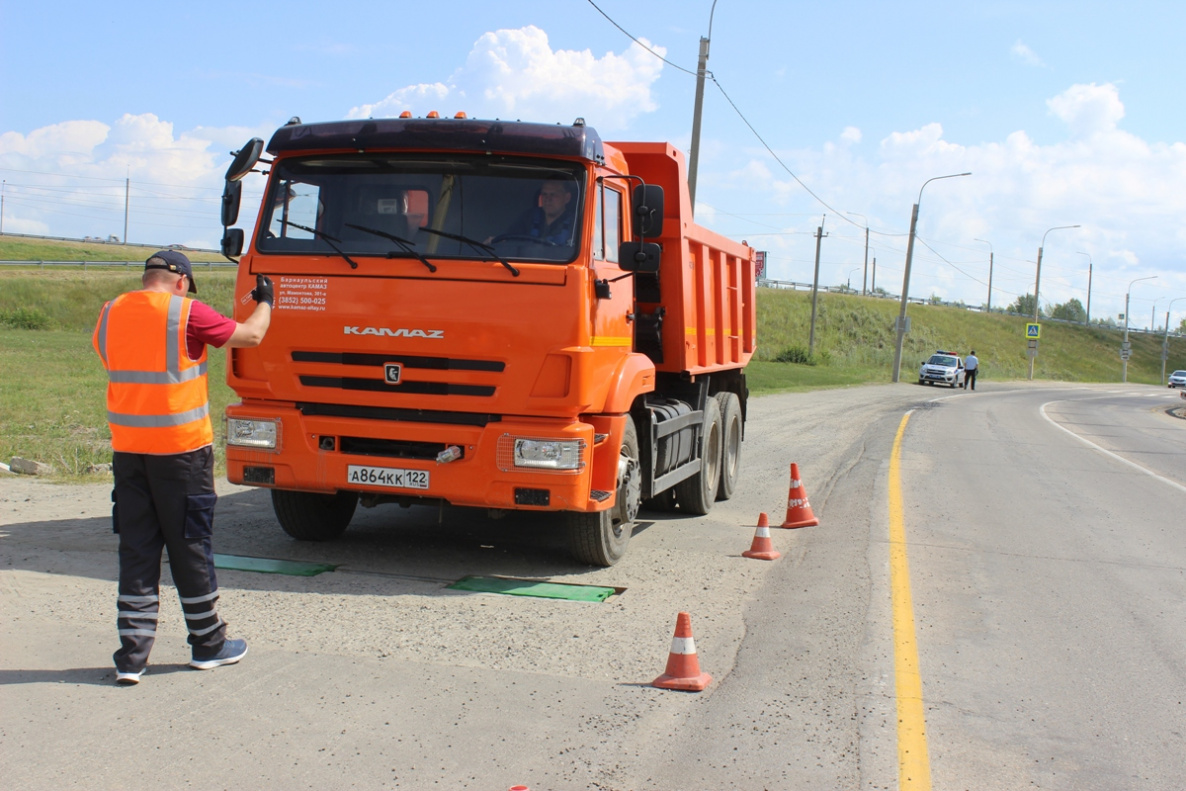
xmin=488 ymin=178 xmax=575 ymax=246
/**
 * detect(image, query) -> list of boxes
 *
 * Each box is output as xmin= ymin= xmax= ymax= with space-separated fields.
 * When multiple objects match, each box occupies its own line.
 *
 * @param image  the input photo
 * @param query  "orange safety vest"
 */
xmin=93 ymin=291 xmax=213 ymax=454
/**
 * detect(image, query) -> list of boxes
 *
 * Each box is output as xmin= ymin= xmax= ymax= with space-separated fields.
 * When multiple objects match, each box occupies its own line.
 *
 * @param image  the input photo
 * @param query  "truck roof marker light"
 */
xmin=454 ymin=111 xmax=467 ymax=119
xmin=399 ymin=111 xmax=412 ymax=119
xmin=427 ymin=110 xmax=440 ymax=119
xmin=574 ymin=117 xmax=585 ymax=126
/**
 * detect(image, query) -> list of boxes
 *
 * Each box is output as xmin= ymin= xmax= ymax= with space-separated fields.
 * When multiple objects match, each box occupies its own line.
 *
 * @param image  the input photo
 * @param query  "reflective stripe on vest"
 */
xmin=94 ymin=291 xmax=213 ymax=454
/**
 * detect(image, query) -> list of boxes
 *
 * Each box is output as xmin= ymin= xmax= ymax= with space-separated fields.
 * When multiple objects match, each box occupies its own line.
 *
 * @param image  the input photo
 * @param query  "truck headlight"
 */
xmin=226 ymin=418 xmax=279 ymax=449
xmin=513 ymin=438 xmax=584 ymax=470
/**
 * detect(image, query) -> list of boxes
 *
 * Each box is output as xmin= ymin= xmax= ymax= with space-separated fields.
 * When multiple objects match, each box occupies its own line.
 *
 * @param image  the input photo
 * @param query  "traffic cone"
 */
xmin=652 ymin=612 xmax=712 ymax=692
xmin=743 ymin=512 xmax=781 ymax=560
xmin=779 ymin=462 xmax=819 ymax=528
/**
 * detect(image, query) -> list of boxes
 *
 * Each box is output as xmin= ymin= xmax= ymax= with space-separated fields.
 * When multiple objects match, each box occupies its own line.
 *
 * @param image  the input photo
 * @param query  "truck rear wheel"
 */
xmin=568 ymin=417 xmax=640 ymax=567
xmin=674 ymin=397 xmax=721 ymax=515
xmin=271 ymin=489 xmax=358 ymax=541
xmin=715 ymin=392 xmax=742 ymax=501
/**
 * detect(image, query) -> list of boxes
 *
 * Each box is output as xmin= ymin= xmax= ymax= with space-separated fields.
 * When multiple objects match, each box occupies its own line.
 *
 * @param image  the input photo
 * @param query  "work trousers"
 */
xmin=111 ymin=446 xmax=226 ymax=673
xmin=965 ymin=368 xmax=978 ymax=390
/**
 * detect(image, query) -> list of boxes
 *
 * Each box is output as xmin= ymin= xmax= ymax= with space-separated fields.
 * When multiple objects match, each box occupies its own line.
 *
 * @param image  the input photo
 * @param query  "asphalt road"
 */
xmin=2 ymin=381 xmax=1183 ymax=789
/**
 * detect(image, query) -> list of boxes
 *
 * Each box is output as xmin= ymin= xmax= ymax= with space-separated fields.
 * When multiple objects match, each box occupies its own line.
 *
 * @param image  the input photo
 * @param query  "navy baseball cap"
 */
xmin=145 ymin=249 xmax=197 ymax=294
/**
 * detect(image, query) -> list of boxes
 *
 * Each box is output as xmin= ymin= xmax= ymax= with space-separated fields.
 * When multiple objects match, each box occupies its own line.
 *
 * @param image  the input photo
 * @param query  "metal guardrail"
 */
xmin=0 ymin=260 xmax=236 ymax=269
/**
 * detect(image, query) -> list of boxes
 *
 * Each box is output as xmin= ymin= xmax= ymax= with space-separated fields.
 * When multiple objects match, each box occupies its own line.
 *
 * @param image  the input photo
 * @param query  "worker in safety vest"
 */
xmin=93 ymin=250 xmax=273 ymax=685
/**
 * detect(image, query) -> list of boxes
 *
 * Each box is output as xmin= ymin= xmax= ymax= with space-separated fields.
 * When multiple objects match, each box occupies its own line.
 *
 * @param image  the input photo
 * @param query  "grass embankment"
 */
xmin=2 ymin=236 xmax=1184 ymax=480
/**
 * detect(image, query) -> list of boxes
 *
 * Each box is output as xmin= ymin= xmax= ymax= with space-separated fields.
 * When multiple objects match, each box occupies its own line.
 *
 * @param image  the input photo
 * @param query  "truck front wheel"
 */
xmin=271 ymin=489 xmax=358 ymax=541
xmin=568 ymin=417 xmax=640 ymax=566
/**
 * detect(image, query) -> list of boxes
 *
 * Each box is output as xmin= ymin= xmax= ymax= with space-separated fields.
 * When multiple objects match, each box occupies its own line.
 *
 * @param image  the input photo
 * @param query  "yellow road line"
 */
xmin=889 ymin=411 xmax=932 ymax=790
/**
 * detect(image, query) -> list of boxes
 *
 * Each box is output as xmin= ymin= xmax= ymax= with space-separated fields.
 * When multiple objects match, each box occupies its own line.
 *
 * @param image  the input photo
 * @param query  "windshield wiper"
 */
xmin=344 ymin=223 xmax=437 ymax=273
xmin=282 ymin=221 xmax=360 ymax=270
xmin=417 ymin=227 xmax=520 ymax=277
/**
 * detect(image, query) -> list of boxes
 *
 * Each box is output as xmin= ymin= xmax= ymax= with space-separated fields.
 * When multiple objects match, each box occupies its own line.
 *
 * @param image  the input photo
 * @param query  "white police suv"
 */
xmin=918 ymin=351 xmax=965 ymax=388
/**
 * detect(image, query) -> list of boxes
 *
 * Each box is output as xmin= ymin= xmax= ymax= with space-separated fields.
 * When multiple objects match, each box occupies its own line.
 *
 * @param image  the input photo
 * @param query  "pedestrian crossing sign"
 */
xmin=1026 ymin=323 xmax=1041 ymax=339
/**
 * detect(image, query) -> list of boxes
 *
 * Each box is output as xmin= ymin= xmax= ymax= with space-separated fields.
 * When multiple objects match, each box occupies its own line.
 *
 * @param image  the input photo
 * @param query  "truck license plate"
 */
xmin=346 ymin=465 xmax=429 ymax=490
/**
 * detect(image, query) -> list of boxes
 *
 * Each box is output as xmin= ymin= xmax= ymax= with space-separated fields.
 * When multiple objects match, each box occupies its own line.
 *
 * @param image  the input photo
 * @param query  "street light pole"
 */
xmin=974 ymin=238 xmax=993 ymax=311
xmin=1123 ymin=275 xmax=1157 ymax=383
xmin=890 ymin=172 xmax=971 ymax=382
xmin=1164 ymin=297 xmax=1185 ymax=385
xmin=1028 ymin=224 xmax=1080 ymax=380
xmin=847 ymin=212 xmax=869 ymax=295
xmin=687 ymin=0 xmax=719 ymax=215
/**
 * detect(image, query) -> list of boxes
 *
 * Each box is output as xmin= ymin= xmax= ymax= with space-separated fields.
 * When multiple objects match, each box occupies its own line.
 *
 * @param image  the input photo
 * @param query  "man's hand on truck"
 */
xmin=251 ymin=274 xmax=275 ymax=307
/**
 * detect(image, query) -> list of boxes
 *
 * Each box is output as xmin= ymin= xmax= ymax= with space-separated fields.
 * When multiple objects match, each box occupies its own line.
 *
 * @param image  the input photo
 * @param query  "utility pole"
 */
xmin=847 ymin=212 xmax=869 ymax=295
xmin=975 ymin=238 xmax=993 ymax=311
xmin=1 ymin=179 xmax=5 ymax=235
xmin=871 ymin=256 xmax=876 ymax=293
xmin=808 ymin=216 xmax=827 ymax=357
xmin=123 ymin=177 xmax=130 ymax=244
xmin=687 ymin=0 xmax=719 ymax=215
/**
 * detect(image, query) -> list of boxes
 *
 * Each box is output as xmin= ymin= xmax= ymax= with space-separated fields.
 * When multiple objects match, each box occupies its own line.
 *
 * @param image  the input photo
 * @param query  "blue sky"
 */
xmin=2 ymin=1 xmax=1184 ymax=329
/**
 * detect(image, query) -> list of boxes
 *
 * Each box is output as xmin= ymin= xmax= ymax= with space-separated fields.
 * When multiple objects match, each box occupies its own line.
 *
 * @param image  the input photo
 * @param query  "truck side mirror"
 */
xmin=618 ymin=241 xmax=661 ymax=273
xmin=225 ymin=138 xmax=264 ymax=182
xmin=631 ymin=184 xmax=664 ymax=238
xmin=221 ymin=228 xmax=244 ymax=259
xmin=221 ymin=179 xmax=242 ymax=227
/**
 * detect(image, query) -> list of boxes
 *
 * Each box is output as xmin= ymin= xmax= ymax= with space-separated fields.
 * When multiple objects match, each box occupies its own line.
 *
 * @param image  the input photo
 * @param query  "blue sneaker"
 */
xmin=116 ymin=669 xmax=143 ymax=685
xmin=189 ymin=638 xmax=248 ymax=670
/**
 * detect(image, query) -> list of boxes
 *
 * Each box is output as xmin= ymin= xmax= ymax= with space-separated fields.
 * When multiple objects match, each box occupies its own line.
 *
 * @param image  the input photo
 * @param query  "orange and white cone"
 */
xmin=652 ymin=612 xmax=712 ymax=692
xmin=743 ymin=512 xmax=781 ymax=560
xmin=779 ymin=462 xmax=820 ymax=528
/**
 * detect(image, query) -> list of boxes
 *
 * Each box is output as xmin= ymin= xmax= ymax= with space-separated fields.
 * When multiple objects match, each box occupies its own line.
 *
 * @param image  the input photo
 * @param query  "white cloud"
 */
xmin=0 ymin=114 xmax=263 ymax=248
xmin=348 ymin=25 xmax=665 ymax=131
xmin=840 ymin=127 xmax=862 ymax=145
xmin=1011 ymin=40 xmax=1045 ymax=67
xmin=1046 ymin=82 xmax=1125 ymax=137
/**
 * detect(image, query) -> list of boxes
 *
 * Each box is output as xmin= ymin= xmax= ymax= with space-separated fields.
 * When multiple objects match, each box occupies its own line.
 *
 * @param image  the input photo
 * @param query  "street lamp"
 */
xmin=891 ymin=172 xmax=972 ymax=382
xmin=1164 ymin=296 xmax=1186 ymax=385
xmin=1151 ymin=298 xmax=1161 ymax=333
xmin=847 ymin=267 xmax=860 ymax=292
xmin=974 ymin=238 xmax=993 ymax=312
xmin=1123 ymin=275 xmax=1157 ymax=383
xmin=1028 ymin=224 xmax=1080 ymax=380
xmin=846 ymin=212 xmax=869 ymax=295
xmin=1076 ymin=251 xmax=1093 ymax=325
xmin=687 ymin=0 xmax=720 ymax=213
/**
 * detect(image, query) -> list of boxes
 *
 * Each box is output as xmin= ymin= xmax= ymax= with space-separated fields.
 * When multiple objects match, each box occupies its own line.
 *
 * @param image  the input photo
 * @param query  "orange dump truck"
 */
xmin=218 ymin=115 xmax=755 ymax=565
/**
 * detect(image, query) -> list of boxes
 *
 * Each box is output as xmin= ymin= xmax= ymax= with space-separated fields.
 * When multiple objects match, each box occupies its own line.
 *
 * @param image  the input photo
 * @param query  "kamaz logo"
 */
xmin=343 ymin=326 xmax=444 ymax=339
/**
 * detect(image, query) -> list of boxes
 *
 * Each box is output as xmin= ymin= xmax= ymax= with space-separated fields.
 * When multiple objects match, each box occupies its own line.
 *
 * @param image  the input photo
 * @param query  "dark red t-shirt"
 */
xmin=185 ymin=300 xmax=237 ymax=361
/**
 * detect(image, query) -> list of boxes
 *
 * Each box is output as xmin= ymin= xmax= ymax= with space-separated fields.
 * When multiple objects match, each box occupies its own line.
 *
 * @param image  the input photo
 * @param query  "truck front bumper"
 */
xmin=224 ymin=402 xmax=608 ymax=512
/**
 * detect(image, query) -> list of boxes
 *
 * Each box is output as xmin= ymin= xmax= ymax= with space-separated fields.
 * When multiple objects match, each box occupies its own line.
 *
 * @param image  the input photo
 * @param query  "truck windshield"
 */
xmin=257 ymin=154 xmax=585 ymax=265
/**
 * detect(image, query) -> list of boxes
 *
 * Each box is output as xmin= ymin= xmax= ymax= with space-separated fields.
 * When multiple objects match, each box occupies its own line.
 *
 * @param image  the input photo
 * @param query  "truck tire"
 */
xmin=715 ymin=392 xmax=742 ymax=501
xmin=674 ymin=397 xmax=721 ymax=515
xmin=568 ymin=417 xmax=640 ymax=567
xmin=271 ymin=489 xmax=358 ymax=541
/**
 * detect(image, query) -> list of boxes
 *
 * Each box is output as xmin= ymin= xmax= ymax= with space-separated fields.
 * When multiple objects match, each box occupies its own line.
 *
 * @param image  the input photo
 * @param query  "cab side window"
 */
xmin=594 ymin=182 xmax=623 ymax=263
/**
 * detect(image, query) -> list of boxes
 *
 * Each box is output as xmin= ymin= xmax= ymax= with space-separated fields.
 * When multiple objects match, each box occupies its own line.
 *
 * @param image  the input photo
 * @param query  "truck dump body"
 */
xmin=221 ymin=116 xmax=755 ymax=565
xmin=608 ymin=142 xmax=756 ymax=375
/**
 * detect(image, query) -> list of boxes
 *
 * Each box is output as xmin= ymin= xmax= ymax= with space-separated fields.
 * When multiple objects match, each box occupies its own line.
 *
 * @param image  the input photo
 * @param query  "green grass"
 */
xmin=0 ymin=233 xmax=224 ymax=263
xmin=1 ymin=251 xmax=1184 ymax=481
xmin=0 ymin=269 xmax=241 ymax=480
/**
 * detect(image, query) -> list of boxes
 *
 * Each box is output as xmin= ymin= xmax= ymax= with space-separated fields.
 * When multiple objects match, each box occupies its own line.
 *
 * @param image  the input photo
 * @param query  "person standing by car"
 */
xmin=93 ymin=250 xmax=273 ymax=685
xmin=964 ymin=350 xmax=979 ymax=390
